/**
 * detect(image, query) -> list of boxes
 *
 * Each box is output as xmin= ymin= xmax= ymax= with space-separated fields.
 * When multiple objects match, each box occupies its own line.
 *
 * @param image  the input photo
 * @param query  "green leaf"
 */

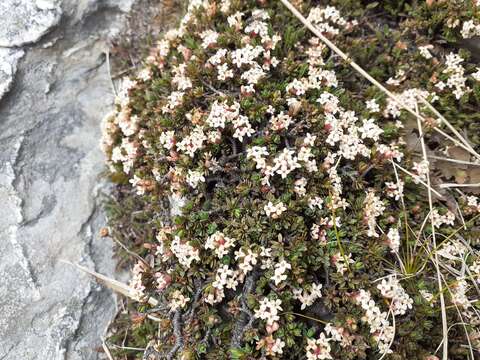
xmin=229 ymin=348 xmax=245 ymax=360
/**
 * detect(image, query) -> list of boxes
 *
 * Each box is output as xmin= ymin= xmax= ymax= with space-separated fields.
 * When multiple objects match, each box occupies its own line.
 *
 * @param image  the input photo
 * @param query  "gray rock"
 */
xmin=0 ymin=0 xmax=62 ymax=47
xmin=0 ymin=0 xmax=138 ymax=359
xmin=0 ymin=49 xmax=24 ymax=100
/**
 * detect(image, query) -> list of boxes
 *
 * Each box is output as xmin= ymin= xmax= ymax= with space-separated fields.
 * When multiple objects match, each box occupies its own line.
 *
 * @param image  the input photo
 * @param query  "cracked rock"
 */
xmin=0 ymin=0 xmax=62 ymax=47
xmin=0 ymin=0 xmax=138 ymax=359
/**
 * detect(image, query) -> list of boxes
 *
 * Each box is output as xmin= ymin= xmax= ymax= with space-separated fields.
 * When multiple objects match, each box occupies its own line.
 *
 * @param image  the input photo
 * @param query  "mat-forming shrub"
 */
xmin=102 ymin=1 xmax=480 ymax=358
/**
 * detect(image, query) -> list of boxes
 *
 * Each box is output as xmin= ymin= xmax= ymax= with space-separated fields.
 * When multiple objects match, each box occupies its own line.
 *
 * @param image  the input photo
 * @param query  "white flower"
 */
xmin=241 ymin=84 xmax=255 ymax=94
xmin=298 ymin=146 xmax=317 ymax=172
xmin=219 ymin=0 xmax=231 ymax=13
xmin=260 ymin=246 xmax=273 ymax=269
xmin=419 ymin=45 xmax=434 ymax=59
xmin=365 ymin=99 xmax=380 ymax=113
xmin=386 ymin=69 xmax=405 ymax=87
xmin=308 ymin=196 xmax=324 ymax=210
xmin=472 ymin=67 xmax=480 ymax=82
xmin=461 ymin=20 xmax=480 ymax=39
xmin=157 ymin=39 xmax=170 ymax=58
xmin=162 ymin=91 xmax=184 ymax=113
xmin=307 ymin=5 xmax=352 ymax=37
xmin=169 ymin=290 xmax=190 ymax=311
xmin=172 ymin=63 xmax=192 ymax=90
xmin=441 ymin=52 xmax=470 ymax=99
xmin=212 ymin=265 xmax=239 ymax=292
xmin=466 ymin=195 xmax=480 ymax=210
xmin=232 ymin=115 xmax=255 ymax=141
xmin=271 ymin=260 xmax=291 ymax=285
xmin=377 ymin=143 xmax=403 ymax=161
xmin=333 ymin=252 xmax=354 ymax=274
xmin=303 ymin=133 xmax=317 ymax=147
xmin=129 ymin=262 xmax=146 ymax=301
xmin=227 ymin=11 xmax=243 ymax=29
xmin=206 ymin=100 xmax=240 ymax=129
xmin=294 ymin=177 xmax=308 ymax=196
xmin=306 ymin=333 xmax=332 ymax=360
xmin=451 ymin=278 xmax=471 ymax=308
xmin=270 ymin=111 xmax=293 ymax=131
xmin=286 ymin=78 xmax=307 ymax=96
xmin=200 ymin=29 xmax=219 ymax=48
xmin=437 ymin=240 xmax=467 ymax=261
xmin=247 ymin=146 xmax=269 ymax=170
xmin=176 ymin=126 xmax=207 ymax=157
xmin=254 ymin=297 xmax=282 ymax=326
xmin=431 ymin=209 xmax=455 ymax=228
xmin=186 ymin=170 xmax=205 ymax=188
xmin=358 ymin=118 xmax=383 ymax=141
xmin=317 ymin=92 xmax=340 ymax=114
xmin=159 ymin=130 xmax=176 ymax=150
xmin=363 ymin=190 xmax=385 ymax=238
xmin=271 ymin=338 xmax=285 ymax=355
xmin=272 ymin=148 xmax=300 ymax=178
xmin=231 ymin=44 xmax=264 ymax=68
xmin=386 ymin=227 xmax=400 ymax=253
xmin=217 ymin=63 xmax=234 ymax=81
xmin=377 ymin=275 xmax=413 ymax=315
xmin=264 ymin=201 xmax=287 ymax=218
xmin=235 ymin=248 xmax=258 ymax=274
xmin=208 ymin=48 xmax=228 ymax=65
xmin=293 ymin=283 xmax=323 ymax=309
xmin=171 ymin=236 xmax=200 ymax=268
xmin=355 ymin=289 xmax=394 ymax=354
xmin=420 ymin=290 xmax=435 ymax=306
xmin=384 ymin=180 xmax=404 ymax=201
xmin=241 ymin=63 xmax=265 ymax=85
xmin=117 ymin=112 xmax=140 ymax=137
xmin=324 ymin=323 xmax=344 ymax=343
xmin=205 ymin=231 xmax=236 ymax=258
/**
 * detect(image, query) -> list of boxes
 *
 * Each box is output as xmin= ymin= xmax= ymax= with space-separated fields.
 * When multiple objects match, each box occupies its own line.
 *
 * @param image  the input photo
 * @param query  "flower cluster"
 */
xmin=205 ymin=231 xmax=236 ymax=258
xmin=186 ymin=169 xmax=205 ymax=189
xmin=254 ymin=297 xmax=282 ymax=326
xmin=355 ymin=289 xmax=394 ymax=355
xmin=207 ymin=265 xmax=240 ymax=304
xmin=129 ymin=262 xmax=146 ymax=301
xmin=235 ymin=247 xmax=259 ymax=274
xmin=271 ymin=260 xmax=291 ymax=285
xmin=306 ymin=333 xmax=332 ymax=360
xmin=386 ymin=227 xmax=400 ymax=253
xmin=437 ymin=52 xmax=470 ymax=99
xmin=307 ymin=6 xmax=356 ymax=36
xmin=384 ymin=180 xmax=404 ymax=201
xmin=461 ymin=20 xmax=480 ymax=39
xmin=293 ymin=283 xmax=323 ymax=310
xmin=169 ymin=290 xmax=190 ymax=311
xmin=332 ymin=252 xmax=354 ymax=274
xmin=431 ymin=209 xmax=455 ymax=228
xmin=170 ymin=236 xmax=200 ymax=268
xmin=376 ymin=275 xmax=413 ymax=315
xmin=264 ymin=201 xmax=287 ymax=218
xmin=363 ymin=190 xmax=386 ymax=238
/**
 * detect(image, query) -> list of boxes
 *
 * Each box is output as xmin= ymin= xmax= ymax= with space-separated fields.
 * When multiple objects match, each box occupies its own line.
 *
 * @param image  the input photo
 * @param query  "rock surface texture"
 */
xmin=0 ymin=0 xmax=137 ymax=358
